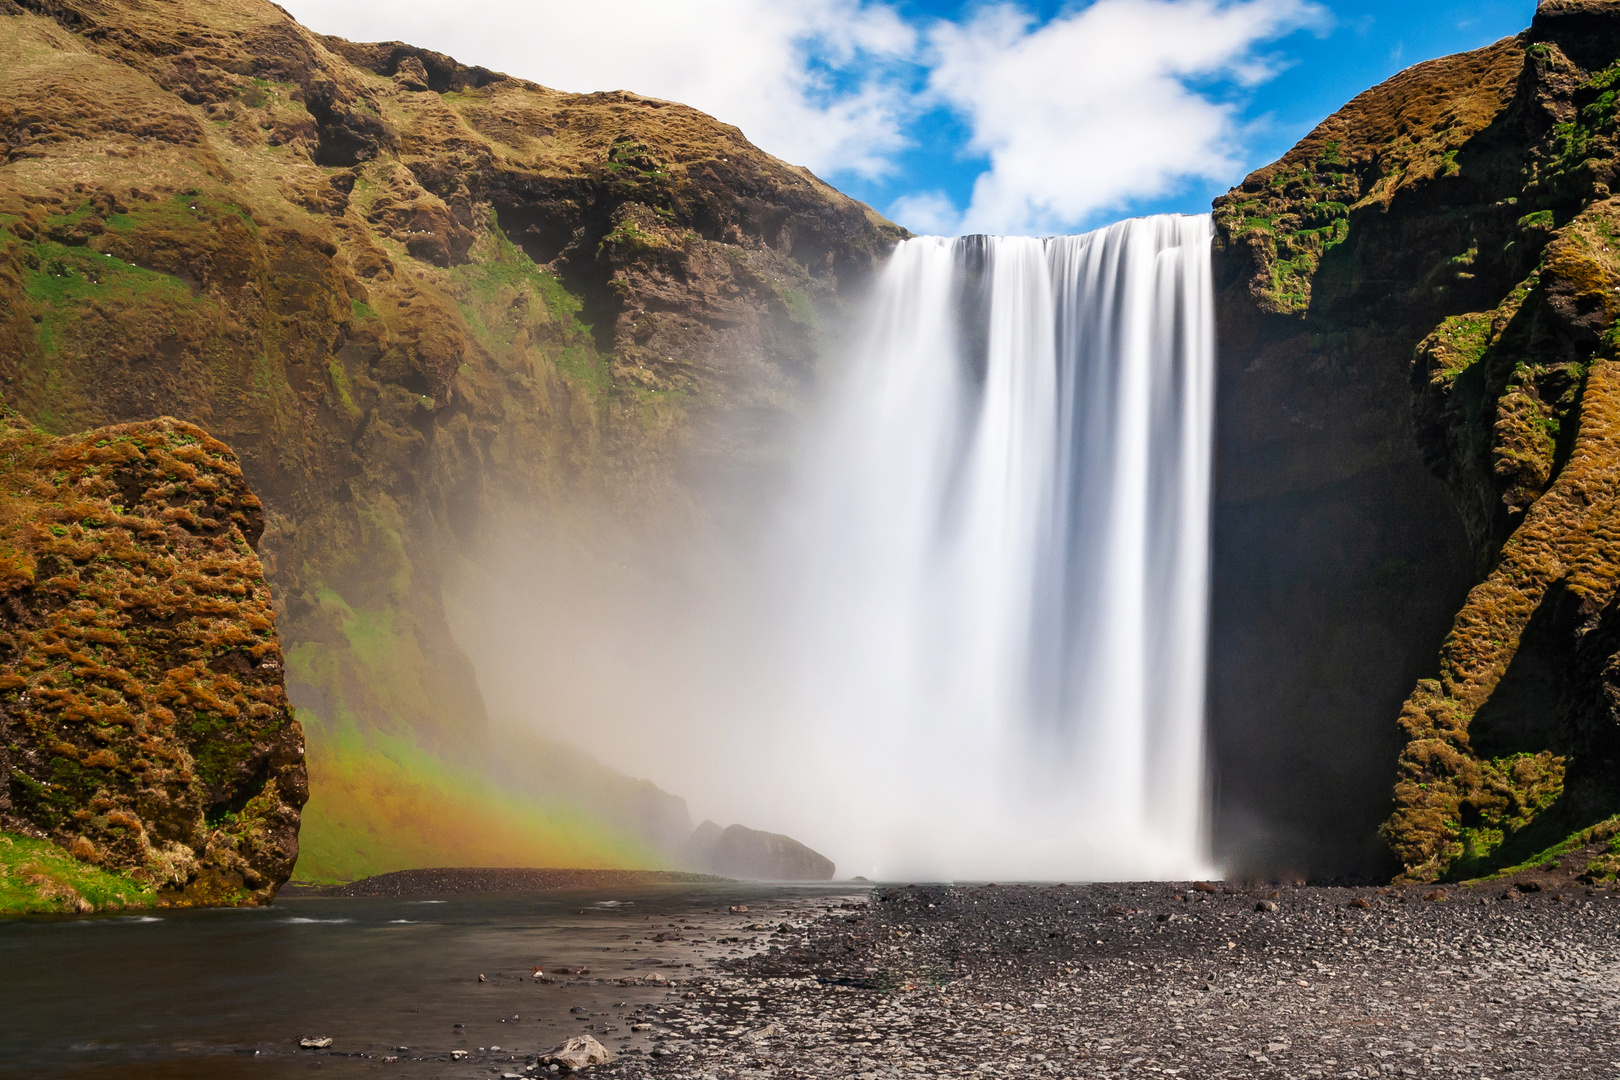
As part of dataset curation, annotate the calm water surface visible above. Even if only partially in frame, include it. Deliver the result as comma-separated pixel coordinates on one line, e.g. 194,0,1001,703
1,883,858,1079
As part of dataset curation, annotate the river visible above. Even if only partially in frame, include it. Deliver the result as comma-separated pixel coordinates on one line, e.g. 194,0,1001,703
1,883,860,1078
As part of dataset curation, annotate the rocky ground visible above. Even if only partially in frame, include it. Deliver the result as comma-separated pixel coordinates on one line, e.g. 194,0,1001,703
567,879,1620,1080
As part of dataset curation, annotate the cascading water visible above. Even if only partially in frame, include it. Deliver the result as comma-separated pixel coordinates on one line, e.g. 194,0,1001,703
778,213,1216,881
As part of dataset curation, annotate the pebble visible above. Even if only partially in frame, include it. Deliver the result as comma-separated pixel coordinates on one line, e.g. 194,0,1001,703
582,881,1620,1078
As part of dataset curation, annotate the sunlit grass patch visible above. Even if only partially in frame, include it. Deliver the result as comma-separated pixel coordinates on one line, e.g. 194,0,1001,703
0,833,157,915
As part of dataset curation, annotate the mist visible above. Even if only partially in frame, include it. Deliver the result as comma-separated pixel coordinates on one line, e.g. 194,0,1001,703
448,216,1220,883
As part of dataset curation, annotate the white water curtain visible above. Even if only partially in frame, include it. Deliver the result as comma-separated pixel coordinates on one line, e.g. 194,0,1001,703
779,214,1216,880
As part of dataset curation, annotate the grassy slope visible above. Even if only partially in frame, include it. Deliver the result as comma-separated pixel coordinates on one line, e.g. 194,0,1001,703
293,724,665,883
0,833,157,915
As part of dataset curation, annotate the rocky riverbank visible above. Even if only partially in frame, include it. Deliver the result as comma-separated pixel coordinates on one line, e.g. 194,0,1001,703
582,880,1620,1079
293,867,728,896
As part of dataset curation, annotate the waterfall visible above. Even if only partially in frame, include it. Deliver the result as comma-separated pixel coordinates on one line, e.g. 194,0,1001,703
780,214,1216,881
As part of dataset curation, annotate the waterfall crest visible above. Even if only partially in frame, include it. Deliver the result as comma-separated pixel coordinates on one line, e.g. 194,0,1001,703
783,214,1216,880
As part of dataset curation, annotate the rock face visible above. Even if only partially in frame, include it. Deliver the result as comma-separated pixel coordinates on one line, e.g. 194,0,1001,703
0,0,900,875
682,820,836,881
1212,0,1620,881
0,412,305,904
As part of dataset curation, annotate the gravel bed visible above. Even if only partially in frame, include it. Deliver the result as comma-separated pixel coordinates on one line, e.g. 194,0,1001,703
587,880,1620,1079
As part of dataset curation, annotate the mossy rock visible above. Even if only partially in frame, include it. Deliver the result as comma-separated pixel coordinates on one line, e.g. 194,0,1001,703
0,409,306,906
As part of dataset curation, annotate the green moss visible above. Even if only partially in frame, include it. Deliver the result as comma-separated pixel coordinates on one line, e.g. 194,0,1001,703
781,288,818,328
1444,752,1567,880
0,832,158,915
102,190,256,236
556,343,612,397
1548,60,1620,179
449,211,611,397
1430,311,1495,379
23,242,194,358
326,357,361,421
604,137,670,182
1455,815,1620,885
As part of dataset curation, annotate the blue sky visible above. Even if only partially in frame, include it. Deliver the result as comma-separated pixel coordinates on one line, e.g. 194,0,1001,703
847,0,1535,230
282,0,1539,236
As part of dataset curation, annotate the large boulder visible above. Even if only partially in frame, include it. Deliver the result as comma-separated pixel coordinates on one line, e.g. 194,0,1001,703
0,412,306,905
682,820,835,881
543,1034,612,1071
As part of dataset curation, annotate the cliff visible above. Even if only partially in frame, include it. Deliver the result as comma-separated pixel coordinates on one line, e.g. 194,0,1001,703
0,0,902,877
0,411,304,907
1211,0,1620,881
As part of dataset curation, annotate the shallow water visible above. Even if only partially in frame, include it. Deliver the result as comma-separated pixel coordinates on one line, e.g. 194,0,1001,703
0,883,857,1078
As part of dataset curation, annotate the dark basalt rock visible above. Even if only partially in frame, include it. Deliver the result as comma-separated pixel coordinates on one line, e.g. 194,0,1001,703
1211,0,1620,882
683,820,836,881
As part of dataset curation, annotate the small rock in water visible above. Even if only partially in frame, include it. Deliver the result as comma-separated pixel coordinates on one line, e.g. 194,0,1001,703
544,1033,613,1070
729,905,749,913
451,1050,468,1060
478,973,487,982
299,1036,333,1049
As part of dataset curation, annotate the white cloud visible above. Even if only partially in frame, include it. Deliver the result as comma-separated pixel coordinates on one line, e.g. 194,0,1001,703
886,190,963,236
927,0,1330,234
277,0,919,178
279,0,1327,235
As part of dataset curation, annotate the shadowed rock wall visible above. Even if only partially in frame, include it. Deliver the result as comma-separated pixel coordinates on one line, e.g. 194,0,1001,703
1211,0,1620,882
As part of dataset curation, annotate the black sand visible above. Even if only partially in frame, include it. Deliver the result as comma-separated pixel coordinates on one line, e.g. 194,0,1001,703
589,879,1620,1079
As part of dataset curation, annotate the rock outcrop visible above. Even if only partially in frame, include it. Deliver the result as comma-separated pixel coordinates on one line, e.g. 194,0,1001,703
683,820,836,881
0,411,304,904
0,0,901,876
1212,0,1620,881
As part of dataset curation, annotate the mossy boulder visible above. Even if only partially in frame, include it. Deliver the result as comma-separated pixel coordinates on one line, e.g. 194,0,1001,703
0,411,305,906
